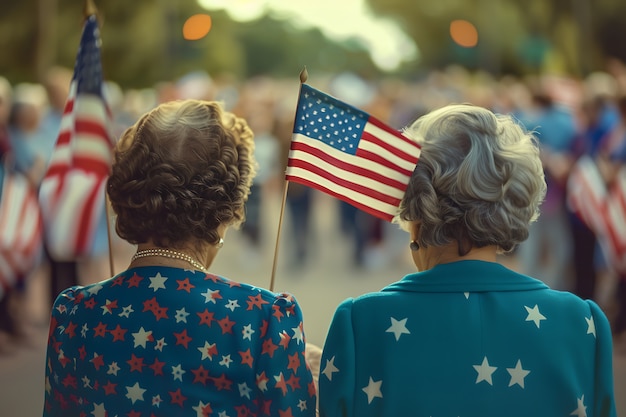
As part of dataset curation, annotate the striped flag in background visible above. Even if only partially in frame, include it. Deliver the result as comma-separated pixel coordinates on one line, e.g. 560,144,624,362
0,169,43,300
38,14,114,261
286,84,421,222
567,155,626,273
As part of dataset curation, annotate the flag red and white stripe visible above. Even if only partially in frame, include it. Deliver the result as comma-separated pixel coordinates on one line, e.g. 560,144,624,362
38,14,114,261
286,84,421,222
567,155,626,273
0,169,43,300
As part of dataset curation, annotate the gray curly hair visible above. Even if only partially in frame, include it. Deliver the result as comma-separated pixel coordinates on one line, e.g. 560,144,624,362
396,103,546,255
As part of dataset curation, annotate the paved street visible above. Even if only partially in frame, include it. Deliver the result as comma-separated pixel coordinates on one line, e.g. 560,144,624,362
1,192,624,416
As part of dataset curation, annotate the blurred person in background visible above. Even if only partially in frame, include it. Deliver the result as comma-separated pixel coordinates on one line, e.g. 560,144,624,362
319,104,615,416
515,87,578,290
43,99,316,416
569,81,620,302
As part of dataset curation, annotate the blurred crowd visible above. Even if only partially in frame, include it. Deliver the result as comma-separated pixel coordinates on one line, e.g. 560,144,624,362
1,62,626,352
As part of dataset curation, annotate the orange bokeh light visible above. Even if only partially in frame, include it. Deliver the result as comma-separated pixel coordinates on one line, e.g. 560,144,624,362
450,19,478,48
183,14,212,40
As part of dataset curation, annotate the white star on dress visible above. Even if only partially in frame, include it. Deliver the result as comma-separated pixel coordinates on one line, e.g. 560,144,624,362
220,355,233,367
524,304,546,328
322,356,340,381
175,307,190,323
132,327,152,348
172,364,186,381
297,399,308,411
202,289,220,304
125,382,146,404
386,317,410,341
107,362,120,376
218,412,230,417
81,323,89,338
242,324,254,340
119,305,134,318
362,377,383,404
473,356,497,385
464,292,470,299
87,284,103,295
506,359,530,388
198,341,217,360
154,337,167,352
225,299,240,311
152,394,163,407
149,273,168,291
193,401,211,416
238,382,252,399
292,325,304,344
91,402,106,417
585,316,596,338
570,395,587,417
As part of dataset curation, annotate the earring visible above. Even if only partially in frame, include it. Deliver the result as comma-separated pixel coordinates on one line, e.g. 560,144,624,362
217,238,224,249
409,240,420,251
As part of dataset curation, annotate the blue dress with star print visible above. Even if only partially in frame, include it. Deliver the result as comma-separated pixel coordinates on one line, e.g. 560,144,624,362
318,260,616,417
43,266,317,417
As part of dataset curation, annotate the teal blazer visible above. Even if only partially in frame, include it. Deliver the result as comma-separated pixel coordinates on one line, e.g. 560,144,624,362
319,260,616,417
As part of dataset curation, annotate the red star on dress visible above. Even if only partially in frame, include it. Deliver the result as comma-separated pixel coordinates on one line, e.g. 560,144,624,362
278,331,291,349
103,299,119,314
64,321,77,338
235,404,251,417
239,349,254,368
272,306,284,322
274,372,288,395
78,345,87,360
278,407,294,417
169,388,187,407
61,374,77,389
204,273,221,283
91,353,105,370
103,381,117,395
127,353,145,373
83,297,96,309
286,374,301,391
142,297,159,313
174,329,192,348
73,292,84,304
93,322,108,337
260,320,269,338
127,410,142,417
191,365,210,385
261,400,272,415
211,373,233,391
227,280,242,288
176,278,195,293
148,358,166,376
217,316,235,334
112,275,125,286
287,352,300,372
261,338,278,358
307,381,316,397
109,324,127,342
127,272,143,288
197,309,215,327
246,293,269,310
153,306,169,321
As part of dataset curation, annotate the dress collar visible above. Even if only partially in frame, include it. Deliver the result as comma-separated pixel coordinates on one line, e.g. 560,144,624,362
382,260,548,293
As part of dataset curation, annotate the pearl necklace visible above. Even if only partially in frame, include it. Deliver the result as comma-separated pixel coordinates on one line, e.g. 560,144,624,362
132,248,207,272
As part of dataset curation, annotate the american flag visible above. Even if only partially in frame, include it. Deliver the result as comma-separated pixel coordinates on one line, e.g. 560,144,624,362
0,168,43,300
286,84,421,222
38,14,114,261
567,155,626,273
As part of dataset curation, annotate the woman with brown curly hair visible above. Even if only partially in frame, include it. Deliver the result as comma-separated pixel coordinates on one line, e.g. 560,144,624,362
43,100,317,417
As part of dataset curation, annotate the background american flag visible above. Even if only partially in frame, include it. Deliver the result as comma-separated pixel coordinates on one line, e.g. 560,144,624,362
38,14,114,261
286,84,421,222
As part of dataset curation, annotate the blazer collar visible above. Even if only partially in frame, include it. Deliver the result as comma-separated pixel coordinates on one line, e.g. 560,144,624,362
382,260,548,293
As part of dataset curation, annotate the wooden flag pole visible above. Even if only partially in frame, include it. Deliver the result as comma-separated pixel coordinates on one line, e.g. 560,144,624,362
269,67,308,292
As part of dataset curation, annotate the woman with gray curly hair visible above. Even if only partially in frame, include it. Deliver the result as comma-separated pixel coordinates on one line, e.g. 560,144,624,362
319,104,616,417
43,100,316,417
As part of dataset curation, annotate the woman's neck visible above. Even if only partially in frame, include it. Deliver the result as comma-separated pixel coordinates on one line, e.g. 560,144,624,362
414,242,498,271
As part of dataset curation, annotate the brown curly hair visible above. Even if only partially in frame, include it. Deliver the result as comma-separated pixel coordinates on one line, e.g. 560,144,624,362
107,99,256,248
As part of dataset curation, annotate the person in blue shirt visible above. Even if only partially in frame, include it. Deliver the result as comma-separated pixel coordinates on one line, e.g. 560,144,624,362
318,104,616,417
43,99,317,417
